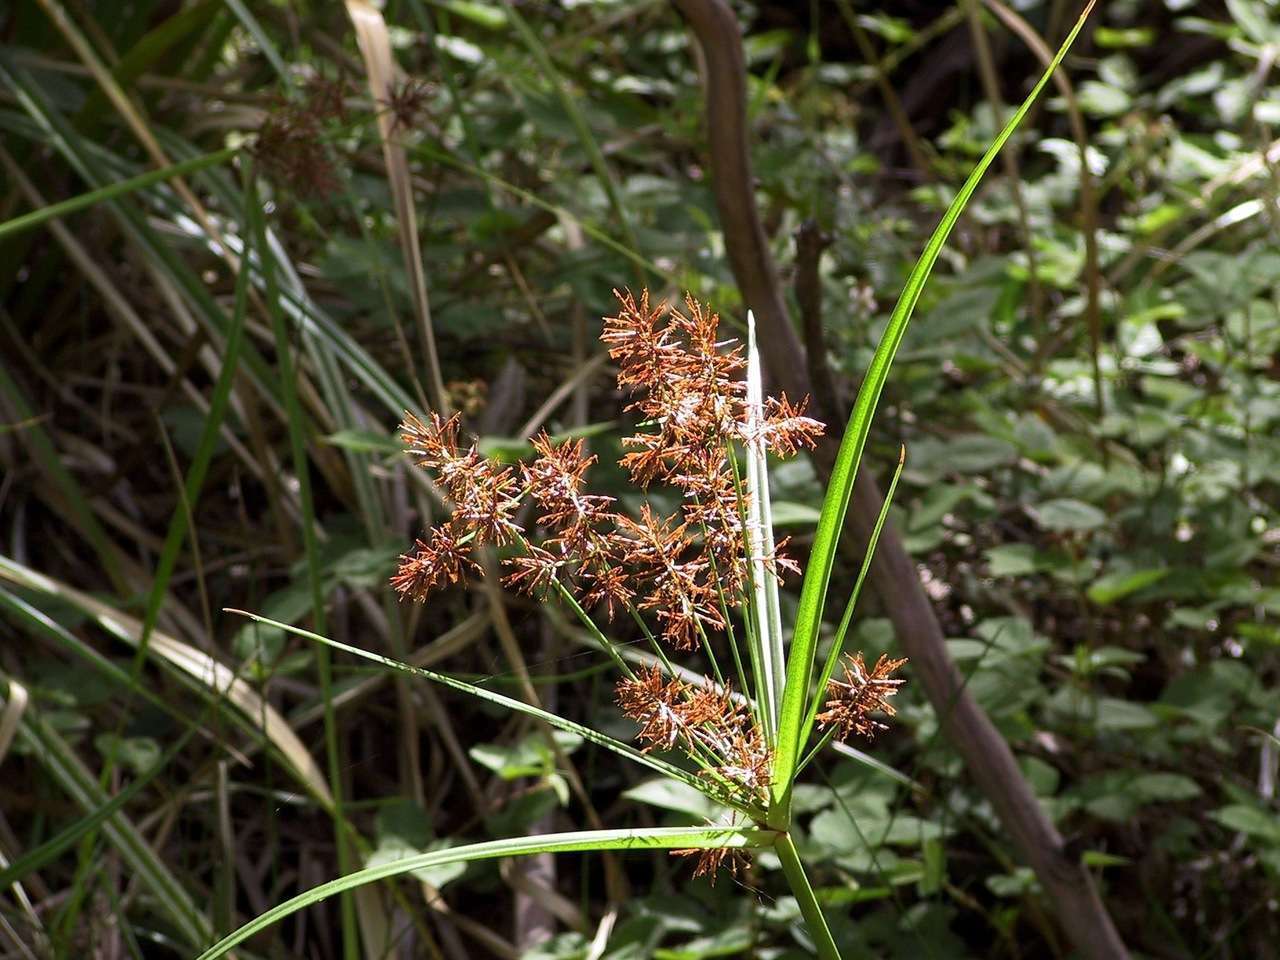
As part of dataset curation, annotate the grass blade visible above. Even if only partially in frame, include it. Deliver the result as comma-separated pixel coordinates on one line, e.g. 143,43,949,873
743,310,784,741
346,0,448,413
226,609,766,818
798,446,907,750
196,825,774,960
0,353,131,597
130,163,251,672
245,175,366,960
0,556,335,808
0,677,27,769
13,697,211,947
771,1,1096,823
0,708,200,894
0,146,236,241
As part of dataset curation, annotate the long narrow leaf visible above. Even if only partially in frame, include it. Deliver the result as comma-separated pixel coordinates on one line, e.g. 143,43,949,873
771,1,1095,820
0,556,335,808
195,825,774,960
743,311,784,741
799,446,907,750
226,610,766,818
0,713,199,894
0,147,237,241
347,0,448,412
131,164,252,668
15,701,211,947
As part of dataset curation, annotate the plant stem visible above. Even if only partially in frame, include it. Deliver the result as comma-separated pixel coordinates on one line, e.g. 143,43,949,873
774,832,839,960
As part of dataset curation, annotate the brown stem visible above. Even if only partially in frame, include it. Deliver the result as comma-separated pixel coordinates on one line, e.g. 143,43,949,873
835,0,933,178
793,220,841,420
670,3,1128,958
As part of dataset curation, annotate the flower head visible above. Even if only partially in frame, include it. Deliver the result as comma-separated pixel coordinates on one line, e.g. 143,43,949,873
391,288,908,895
390,526,482,601
615,665,690,752
671,843,749,887
816,653,908,742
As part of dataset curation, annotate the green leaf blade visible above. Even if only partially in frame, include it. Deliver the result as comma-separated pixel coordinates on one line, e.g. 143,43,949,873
196,826,775,960
770,1,1096,824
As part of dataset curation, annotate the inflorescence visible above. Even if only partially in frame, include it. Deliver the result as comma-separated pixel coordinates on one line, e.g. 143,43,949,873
393,289,906,880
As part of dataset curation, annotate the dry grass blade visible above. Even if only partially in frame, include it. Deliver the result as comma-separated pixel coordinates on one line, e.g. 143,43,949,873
0,676,28,768
0,555,394,955
0,147,267,494
33,0,238,277
16,704,213,947
346,0,449,414
0,555,332,804
0,681,50,957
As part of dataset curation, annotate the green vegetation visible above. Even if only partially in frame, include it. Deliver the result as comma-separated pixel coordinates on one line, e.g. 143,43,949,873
2,1,1278,958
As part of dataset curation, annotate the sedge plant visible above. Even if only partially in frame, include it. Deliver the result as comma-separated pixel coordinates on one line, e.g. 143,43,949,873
200,6,1093,957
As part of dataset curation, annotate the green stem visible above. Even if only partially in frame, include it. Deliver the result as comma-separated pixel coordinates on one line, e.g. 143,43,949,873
775,832,839,960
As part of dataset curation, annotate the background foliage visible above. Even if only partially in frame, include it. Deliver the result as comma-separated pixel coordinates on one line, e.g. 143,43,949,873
1,0,1279,957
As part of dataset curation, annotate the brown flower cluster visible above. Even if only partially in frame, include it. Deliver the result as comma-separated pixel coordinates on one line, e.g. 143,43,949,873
604,290,823,595
390,411,521,600
816,653,908,742
615,666,771,806
391,289,906,885
380,77,433,133
254,77,349,198
671,843,749,887
393,290,824,653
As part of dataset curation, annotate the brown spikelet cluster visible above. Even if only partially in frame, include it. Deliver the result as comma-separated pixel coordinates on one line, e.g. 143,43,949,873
601,289,823,627
393,290,823,649
816,653,908,742
391,289,904,883
615,666,771,805
254,77,349,198
390,411,522,600
380,77,433,133
671,843,749,887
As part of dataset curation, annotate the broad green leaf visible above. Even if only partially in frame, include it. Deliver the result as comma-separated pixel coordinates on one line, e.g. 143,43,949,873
986,544,1039,576
1212,804,1280,843
653,925,755,959
1075,80,1131,117
0,146,236,241
93,734,160,775
469,730,582,779
1088,567,1170,604
367,801,466,889
1033,498,1107,532
1094,697,1159,731
623,778,728,821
